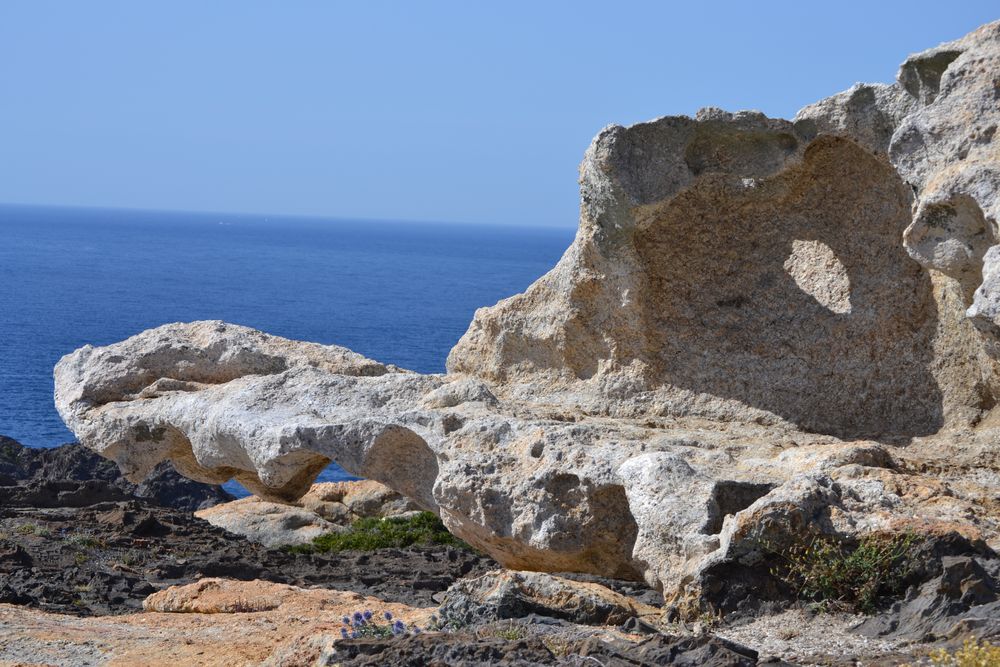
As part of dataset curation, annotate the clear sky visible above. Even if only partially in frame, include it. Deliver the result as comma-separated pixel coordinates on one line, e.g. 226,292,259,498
1,2,997,227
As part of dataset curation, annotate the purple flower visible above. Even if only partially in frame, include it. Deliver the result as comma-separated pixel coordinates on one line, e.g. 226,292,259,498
352,611,364,623
412,626,421,635
384,611,393,621
392,619,405,635
350,630,359,639
340,628,349,639
341,615,350,625
363,609,373,621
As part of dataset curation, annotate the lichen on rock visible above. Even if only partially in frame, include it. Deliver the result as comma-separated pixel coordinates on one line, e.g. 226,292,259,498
54,21,1000,618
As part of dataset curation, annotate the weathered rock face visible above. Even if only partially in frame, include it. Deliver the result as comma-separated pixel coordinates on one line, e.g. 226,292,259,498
55,22,1000,608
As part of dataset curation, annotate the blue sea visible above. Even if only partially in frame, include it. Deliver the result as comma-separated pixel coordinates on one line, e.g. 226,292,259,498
0,204,573,496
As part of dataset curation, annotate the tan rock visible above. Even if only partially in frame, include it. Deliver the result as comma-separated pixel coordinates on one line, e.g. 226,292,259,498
195,480,423,547
194,496,338,547
0,580,432,667
142,577,425,618
339,479,421,518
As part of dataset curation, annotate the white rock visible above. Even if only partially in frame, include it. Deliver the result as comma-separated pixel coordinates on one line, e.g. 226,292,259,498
54,22,1000,608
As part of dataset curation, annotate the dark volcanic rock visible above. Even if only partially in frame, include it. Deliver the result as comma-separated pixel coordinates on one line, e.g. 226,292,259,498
332,632,775,666
0,435,233,511
0,499,494,616
855,550,1000,643
0,435,494,617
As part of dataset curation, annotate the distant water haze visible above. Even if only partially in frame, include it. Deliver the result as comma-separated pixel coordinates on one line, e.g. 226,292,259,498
0,204,573,495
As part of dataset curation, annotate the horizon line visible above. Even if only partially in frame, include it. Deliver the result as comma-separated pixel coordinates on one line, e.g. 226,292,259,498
0,200,580,231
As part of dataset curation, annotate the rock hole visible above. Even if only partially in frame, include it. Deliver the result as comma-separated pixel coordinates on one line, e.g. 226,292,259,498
702,481,775,535
783,239,852,314
441,414,464,434
899,49,963,104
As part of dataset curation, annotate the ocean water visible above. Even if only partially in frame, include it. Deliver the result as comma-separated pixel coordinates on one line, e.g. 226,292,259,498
0,204,573,496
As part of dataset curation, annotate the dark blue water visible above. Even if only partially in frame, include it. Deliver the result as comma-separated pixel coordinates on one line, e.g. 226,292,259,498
0,204,573,495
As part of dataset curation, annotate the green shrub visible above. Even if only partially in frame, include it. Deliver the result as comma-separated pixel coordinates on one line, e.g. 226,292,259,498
926,638,1000,667
769,531,920,614
285,512,471,554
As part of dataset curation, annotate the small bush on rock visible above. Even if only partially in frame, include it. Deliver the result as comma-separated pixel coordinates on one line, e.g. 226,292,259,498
769,531,920,613
338,609,420,640
285,512,471,554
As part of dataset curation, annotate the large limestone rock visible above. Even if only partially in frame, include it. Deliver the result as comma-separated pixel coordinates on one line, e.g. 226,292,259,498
55,22,1000,609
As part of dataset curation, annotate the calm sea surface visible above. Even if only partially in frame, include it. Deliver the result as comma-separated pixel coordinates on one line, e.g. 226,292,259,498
0,204,573,495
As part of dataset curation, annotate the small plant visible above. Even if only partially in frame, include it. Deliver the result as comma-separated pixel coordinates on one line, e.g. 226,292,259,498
286,512,472,554
478,620,526,641
101,548,147,569
74,552,88,565
0,442,18,462
68,533,102,549
425,609,466,633
15,524,38,535
926,638,1000,667
338,610,420,640
768,531,921,614
541,635,575,658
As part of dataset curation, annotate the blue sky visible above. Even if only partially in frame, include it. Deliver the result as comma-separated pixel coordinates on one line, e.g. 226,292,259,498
1,2,996,227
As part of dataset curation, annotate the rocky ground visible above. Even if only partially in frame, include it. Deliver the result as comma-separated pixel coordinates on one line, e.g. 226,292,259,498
8,20,1000,665
0,439,492,617
3,438,999,666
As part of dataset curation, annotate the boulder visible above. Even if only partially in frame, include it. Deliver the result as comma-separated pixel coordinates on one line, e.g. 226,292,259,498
437,569,663,627
54,22,1000,609
300,480,422,522
195,480,424,546
194,495,339,547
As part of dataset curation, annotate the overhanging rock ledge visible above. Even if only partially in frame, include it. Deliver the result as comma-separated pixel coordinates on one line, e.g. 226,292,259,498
55,21,1000,608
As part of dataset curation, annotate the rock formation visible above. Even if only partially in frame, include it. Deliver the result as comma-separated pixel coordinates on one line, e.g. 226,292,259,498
194,480,423,546
54,22,1000,614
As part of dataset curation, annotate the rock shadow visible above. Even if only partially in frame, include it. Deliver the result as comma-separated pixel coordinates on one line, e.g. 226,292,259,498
634,136,943,440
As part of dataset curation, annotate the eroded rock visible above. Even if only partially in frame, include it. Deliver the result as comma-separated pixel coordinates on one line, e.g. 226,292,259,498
438,569,663,627
54,22,1000,612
